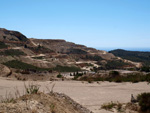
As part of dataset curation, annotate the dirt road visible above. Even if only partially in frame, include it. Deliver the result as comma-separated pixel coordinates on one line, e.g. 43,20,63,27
0,77,149,113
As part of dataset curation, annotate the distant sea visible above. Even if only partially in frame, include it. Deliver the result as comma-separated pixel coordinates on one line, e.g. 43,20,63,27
96,48,150,52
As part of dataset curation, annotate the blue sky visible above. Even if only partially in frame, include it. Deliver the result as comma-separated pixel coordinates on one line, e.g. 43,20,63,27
0,0,150,49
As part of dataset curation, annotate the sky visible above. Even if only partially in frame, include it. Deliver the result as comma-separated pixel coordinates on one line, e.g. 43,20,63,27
0,0,150,49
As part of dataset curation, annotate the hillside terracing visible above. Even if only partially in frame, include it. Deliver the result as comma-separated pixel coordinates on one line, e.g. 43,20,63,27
0,28,140,80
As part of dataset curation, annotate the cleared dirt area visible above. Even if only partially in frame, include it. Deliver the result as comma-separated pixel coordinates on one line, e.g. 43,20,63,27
0,77,149,113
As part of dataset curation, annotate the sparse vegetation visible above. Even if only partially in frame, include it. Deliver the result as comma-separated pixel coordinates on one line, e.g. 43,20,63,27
50,103,55,113
32,56,44,59
141,66,150,72
109,71,120,77
67,48,87,54
0,41,8,49
105,60,131,69
0,49,26,56
0,81,90,113
101,101,124,112
101,102,117,110
1,92,16,103
3,60,81,73
81,55,103,61
28,46,54,54
53,65,81,72
80,73,150,83
3,60,51,71
109,49,150,66
24,83,40,94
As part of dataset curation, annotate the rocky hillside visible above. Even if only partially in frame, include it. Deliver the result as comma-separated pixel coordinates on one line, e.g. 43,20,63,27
0,28,28,42
0,28,139,80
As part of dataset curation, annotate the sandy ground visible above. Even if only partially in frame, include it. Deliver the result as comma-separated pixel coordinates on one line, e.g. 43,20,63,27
0,77,150,113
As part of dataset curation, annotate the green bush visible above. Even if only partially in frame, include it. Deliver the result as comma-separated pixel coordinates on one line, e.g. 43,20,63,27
53,65,81,72
3,60,81,73
137,93,150,112
3,60,50,71
57,74,62,78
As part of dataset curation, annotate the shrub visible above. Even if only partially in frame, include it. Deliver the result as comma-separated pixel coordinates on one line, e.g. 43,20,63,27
109,71,120,77
57,74,62,78
3,60,81,73
105,60,131,69
88,80,93,83
101,102,117,110
53,65,81,72
141,66,150,72
101,102,123,112
32,56,44,59
3,60,51,71
137,93,150,112
79,73,150,83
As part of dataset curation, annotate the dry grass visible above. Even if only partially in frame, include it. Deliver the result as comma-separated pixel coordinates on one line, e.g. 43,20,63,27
45,81,56,93
24,82,40,94
101,101,124,112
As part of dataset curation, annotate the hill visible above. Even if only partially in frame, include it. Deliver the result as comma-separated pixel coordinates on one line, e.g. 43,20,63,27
109,49,150,66
0,28,140,80
0,28,28,42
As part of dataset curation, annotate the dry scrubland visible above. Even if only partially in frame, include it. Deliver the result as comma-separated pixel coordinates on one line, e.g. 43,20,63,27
0,77,149,113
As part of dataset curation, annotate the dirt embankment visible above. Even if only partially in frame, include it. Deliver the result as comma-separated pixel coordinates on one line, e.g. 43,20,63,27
0,92,92,113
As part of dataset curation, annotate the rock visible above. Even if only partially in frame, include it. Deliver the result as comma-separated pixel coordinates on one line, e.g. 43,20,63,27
0,64,11,77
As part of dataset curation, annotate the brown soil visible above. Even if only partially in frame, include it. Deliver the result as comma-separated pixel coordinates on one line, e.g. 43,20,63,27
0,92,92,113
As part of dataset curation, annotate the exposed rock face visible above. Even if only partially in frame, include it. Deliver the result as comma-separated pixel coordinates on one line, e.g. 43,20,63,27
0,64,11,77
0,28,28,42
